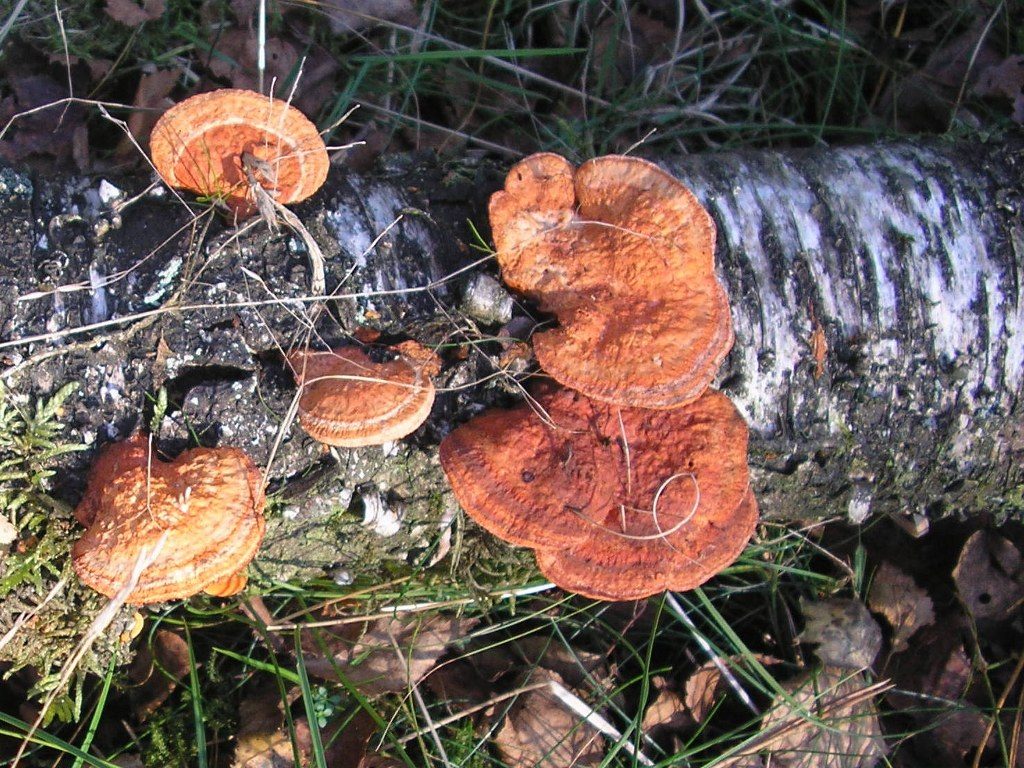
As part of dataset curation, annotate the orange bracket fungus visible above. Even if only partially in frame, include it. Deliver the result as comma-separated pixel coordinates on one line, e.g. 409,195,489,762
439,386,757,601
150,88,328,218
288,340,441,447
72,435,266,605
489,153,733,409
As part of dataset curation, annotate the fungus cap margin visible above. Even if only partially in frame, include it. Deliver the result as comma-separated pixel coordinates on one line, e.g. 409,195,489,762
71,435,266,605
150,88,329,217
488,152,733,409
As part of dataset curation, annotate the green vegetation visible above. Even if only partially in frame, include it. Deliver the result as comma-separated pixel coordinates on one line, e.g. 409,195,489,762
0,0,1022,766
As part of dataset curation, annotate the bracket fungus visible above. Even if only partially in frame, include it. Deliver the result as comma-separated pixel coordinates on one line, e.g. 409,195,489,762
489,153,733,409
439,386,756,601
150,88,329,217
72,435,266,605
288,341,441,447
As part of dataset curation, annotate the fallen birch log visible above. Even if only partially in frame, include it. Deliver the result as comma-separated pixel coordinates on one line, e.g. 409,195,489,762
0,135,1019,579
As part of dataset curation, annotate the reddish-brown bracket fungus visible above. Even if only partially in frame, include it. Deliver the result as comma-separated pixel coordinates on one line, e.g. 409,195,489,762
439,386,756,600
150,88,329,217
489,153,733,409
288,341,441,447
72,435,266,605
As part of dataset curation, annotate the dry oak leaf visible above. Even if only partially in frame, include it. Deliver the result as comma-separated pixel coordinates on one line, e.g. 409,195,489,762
119,68,180,159
974,55,1024,123
72,435,266,604
208,30,299,95
885,624,990,763
761,668,887,768
489,153,733,409
494,668,604,767
866,561,935,653
684,654,783,724
232,682,306,768
320,0,417,34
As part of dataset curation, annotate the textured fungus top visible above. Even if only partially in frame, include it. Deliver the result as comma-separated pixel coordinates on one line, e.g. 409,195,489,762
439,386,757,600
288,341,440,447
72,435,266,605
149,88,329,217
489,153,734,409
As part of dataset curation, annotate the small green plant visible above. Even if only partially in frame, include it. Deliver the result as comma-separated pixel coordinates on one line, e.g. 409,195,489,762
310,684,342,728
0,380,85,596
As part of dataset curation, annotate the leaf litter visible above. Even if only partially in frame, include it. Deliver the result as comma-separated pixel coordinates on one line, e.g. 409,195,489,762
1,3,1023,765
758,667,887,768
798,598,882,670
866,561,935,653
952,529,1024,621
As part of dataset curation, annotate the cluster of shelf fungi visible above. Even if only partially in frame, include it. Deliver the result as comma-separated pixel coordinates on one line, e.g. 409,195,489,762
71,89,757,605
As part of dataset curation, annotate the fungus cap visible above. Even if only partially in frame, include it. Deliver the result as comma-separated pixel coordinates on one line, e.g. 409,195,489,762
535,491,759,600
288,341,440,447
489,153,733,409
150,88,328,217
72,435,266,605
440,386,756,600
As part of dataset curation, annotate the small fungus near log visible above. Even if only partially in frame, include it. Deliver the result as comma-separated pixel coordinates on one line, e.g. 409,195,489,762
439,386,756,600
72,435,266,605
150,88,328,217
489,153,733,409
288,341,441,447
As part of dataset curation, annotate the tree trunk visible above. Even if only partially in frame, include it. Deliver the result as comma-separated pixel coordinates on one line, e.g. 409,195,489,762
663,139,1023,524
0,135,1020,587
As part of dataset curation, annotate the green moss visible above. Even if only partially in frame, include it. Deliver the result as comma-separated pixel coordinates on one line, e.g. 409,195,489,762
0,381,136,705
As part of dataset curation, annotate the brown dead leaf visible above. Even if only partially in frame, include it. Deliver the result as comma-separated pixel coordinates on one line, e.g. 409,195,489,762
104,0,165,26
877,17,1002,132
685,655,783,724
761,668,886,768
511,635,605,690
235,684,382,768
357,757,404,768
118,68,180,159
287,47,342,120
799,598,882,670
928,661,991,761
302,614,477,697
867,561,935,653
952,530,1024,621
641,676,690,741
494,668,604,767
0,72,87,166
590,8,675,91
885,623,989,763
684,662,722,724
128,629,191,720
208,30,299,94
321,710,378,768
319,0,417,35
974,55,1024,123
232,683,298,768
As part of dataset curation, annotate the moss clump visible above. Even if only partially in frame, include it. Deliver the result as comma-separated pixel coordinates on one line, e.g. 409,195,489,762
0,381,135,710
